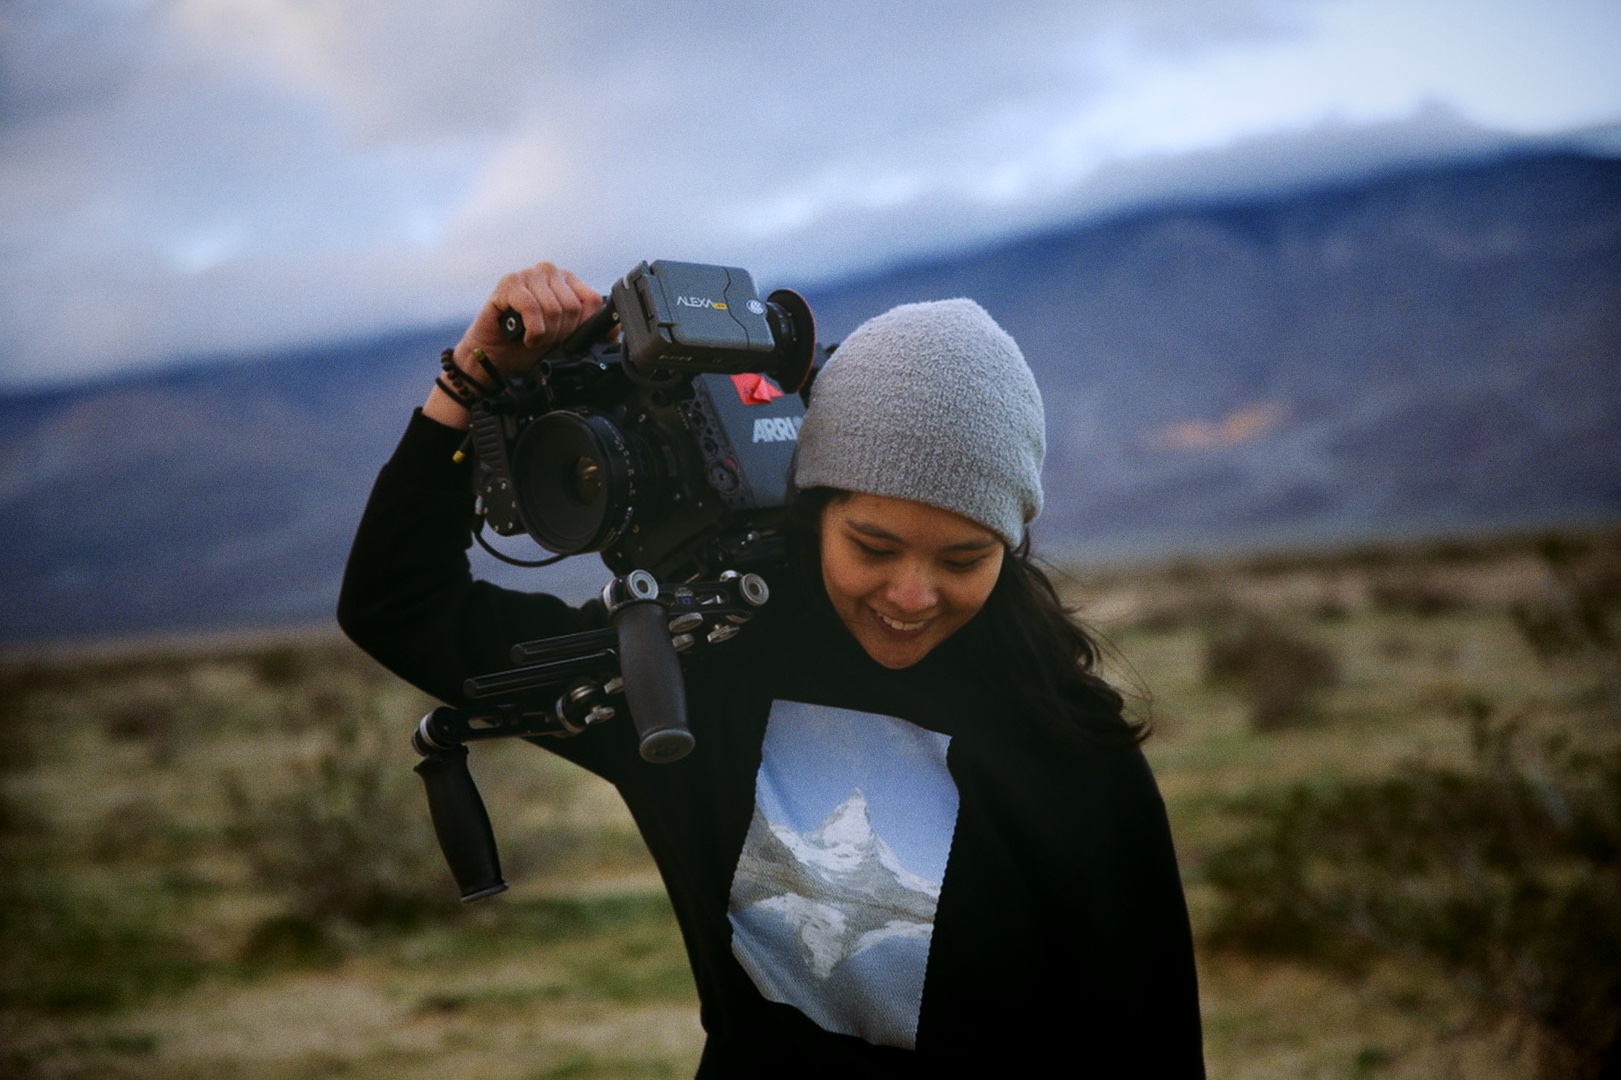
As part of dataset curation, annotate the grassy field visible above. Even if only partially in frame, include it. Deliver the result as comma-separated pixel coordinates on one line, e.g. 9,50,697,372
2,527,1616,1079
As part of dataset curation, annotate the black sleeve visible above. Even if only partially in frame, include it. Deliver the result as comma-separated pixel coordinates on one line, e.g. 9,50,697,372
1050,749,1206,1076
1079,750,1206,1077
919,740,1205,1075
337,409,608,710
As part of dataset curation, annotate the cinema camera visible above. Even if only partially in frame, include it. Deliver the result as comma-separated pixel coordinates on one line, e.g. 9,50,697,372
467,258,821,579
410,261,828,902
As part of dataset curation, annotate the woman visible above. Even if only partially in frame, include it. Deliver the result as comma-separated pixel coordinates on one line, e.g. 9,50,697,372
339,262,1204,1076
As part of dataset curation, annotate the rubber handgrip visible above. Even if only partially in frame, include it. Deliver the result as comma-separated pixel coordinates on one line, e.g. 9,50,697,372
613,600,694,763
413,745,510,902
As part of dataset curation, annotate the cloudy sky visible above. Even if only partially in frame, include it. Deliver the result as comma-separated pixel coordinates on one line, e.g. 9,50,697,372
3,0,1618,389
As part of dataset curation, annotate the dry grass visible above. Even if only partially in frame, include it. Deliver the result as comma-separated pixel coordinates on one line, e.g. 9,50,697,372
1080,526,1621,1079
2,526,1616,1078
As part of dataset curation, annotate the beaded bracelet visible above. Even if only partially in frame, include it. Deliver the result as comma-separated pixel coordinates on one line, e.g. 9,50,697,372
433,376,479,409
436,347,490,408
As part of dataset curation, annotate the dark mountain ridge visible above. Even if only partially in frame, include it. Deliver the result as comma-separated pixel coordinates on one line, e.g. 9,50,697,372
1,150,1617,644
799,151,1620,551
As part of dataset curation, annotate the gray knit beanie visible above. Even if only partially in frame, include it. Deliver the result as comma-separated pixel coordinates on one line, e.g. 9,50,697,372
794,298,1044,547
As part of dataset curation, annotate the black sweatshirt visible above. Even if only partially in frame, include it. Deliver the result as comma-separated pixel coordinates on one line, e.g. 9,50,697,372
339,412,1205,1078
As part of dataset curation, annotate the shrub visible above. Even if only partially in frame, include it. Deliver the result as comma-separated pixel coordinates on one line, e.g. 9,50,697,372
1511,535,1621,730
1204,616,1338,730
1204,712,1621,1079
0,874,205,1011
1368,573,1468,616
0,790,204,1013
1511,533,1620,669
224,695,455,930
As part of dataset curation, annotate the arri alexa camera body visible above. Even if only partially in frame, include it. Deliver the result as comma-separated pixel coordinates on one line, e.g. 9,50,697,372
410,260,829,903
467,258,822,579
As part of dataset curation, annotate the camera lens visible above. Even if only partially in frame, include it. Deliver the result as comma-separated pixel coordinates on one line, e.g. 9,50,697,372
763,288,817,394
573,457,604,502
511,410,644,554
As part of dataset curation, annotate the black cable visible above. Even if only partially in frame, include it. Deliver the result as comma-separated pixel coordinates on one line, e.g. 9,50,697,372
471,517,570,568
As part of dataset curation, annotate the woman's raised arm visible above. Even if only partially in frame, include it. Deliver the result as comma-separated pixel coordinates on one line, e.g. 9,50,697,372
339,262,609,704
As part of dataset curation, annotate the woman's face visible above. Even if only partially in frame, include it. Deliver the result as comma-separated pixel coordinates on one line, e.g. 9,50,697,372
819,492,1005,670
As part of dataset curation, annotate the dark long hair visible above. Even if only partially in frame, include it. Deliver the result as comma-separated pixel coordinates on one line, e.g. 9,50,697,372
787,487,1147,750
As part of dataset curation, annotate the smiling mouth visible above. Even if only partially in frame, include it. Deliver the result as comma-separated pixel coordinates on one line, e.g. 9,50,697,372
873,609,930,633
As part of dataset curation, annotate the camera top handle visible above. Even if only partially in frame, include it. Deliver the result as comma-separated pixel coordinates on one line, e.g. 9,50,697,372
498,261,816,396
498,300,619,355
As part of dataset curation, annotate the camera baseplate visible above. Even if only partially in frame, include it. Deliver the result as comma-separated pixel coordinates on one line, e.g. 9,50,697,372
411,568,769,902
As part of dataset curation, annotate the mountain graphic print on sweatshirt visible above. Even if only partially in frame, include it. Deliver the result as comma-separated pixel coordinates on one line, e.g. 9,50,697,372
727,700,959,1049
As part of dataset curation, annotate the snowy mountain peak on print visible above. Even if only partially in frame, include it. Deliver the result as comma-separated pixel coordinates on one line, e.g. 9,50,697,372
730,790,940,979
782,789,940,904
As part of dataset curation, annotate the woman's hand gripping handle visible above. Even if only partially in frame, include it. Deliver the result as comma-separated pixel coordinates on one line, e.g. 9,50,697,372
424,261,604,430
